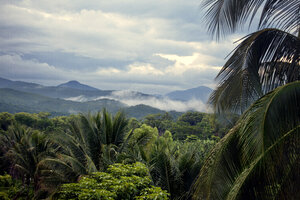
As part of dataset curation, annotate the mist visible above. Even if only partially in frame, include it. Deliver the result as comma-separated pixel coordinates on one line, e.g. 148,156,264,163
65,90,211,112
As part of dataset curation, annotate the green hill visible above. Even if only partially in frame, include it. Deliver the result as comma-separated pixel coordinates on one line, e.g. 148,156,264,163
0,88,123,115
0,88,172,118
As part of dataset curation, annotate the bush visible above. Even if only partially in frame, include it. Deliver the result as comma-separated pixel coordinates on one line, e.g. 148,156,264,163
57,162,169,200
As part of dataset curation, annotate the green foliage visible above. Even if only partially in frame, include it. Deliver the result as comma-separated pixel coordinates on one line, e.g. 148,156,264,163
143,112,229,140
204,0,300,114
118,124,159,164
0,174,34,200
0,174,12,187
0,88,177,119
147,134,217,199
111,123,218,199
135,186,169,200
56,162,169,200
170,112,229,139
143,113,173,135
0,112,14,132
13,112,57,132
14,112,37,127
0,110,218,199
193,82,300,199
127,124,158,147
128,118,141,130
178,112,204,126
41,110,129,186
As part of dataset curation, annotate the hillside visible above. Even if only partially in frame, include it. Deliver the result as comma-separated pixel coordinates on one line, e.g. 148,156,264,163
0,88,168,118
0,77,212,113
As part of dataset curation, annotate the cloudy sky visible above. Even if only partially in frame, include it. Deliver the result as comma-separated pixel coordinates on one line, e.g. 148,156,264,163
0,0,246,94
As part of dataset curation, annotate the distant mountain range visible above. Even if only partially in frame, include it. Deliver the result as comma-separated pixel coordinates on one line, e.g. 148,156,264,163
166,86,212,103
0,88,170,118
0,77,212,117
0,77,112,99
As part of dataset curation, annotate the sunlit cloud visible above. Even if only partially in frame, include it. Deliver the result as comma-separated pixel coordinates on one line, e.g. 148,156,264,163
0,0,242,94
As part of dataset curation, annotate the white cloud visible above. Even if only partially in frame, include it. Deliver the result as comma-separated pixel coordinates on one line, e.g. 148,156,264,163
119,97,209,112
0,0,242,94
65,90,210,112
0,54,66,80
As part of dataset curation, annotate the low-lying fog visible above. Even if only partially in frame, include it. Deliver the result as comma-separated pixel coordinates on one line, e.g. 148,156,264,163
65,90,210,112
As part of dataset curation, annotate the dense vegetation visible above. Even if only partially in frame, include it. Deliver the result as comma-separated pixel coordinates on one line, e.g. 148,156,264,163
1,0,299,199
191,0,300,199
0,110,225,199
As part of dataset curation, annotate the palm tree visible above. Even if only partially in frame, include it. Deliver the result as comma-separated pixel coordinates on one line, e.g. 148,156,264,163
0,124,56,198
204,0,300,113
147,132,181,199
42,110,129,181
191,1,300,199
192,81,300,199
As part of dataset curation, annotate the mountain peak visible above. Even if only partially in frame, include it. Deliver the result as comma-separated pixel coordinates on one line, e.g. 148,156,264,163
57,80,99,91
67,80,80,84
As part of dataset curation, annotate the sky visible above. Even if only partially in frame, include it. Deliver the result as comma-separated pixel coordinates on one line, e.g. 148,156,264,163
0,0,246,94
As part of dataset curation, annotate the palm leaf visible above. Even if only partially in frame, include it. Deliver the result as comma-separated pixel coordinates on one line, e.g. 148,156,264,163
209,28,300,114
227,126,300,200
202,0,300,38
78,113,102,169
38,158,79,183
193,81,300,199
111,111,128,146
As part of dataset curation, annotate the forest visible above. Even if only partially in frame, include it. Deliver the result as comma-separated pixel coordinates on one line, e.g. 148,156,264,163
1,0,300,199
0,111,228,199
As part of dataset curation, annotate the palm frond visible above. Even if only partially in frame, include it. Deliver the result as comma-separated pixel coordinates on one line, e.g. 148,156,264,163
102,109,113,145
227,125,300,199
38,158,79,183
148,137,182,198
238,81,300,164
258,0,300,35
202,0,300,38
193,81,300,199
78,113,102,169
209,28,300,114
112,111,128,146
191,127,241,199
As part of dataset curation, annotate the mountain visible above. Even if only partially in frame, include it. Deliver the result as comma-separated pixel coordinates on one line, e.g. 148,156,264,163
0,77,112,99
0,88,124,115
0,88,168,118
57,80,99,91
0,77,212,113
166,86,213,103
0,77,44,89
124,104,164,119
0,77,154,101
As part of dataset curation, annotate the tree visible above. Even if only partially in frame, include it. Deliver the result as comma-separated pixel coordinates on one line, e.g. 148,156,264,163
192,81,300,199
42,110,129,182
0,112,15,132
143,113,173,135
178,112,204,126
192,0,300,199
204,0,300,114
0,174,34,200
56,162,169,200
0,124,56,198
117,124,217,199
143,130,217,199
